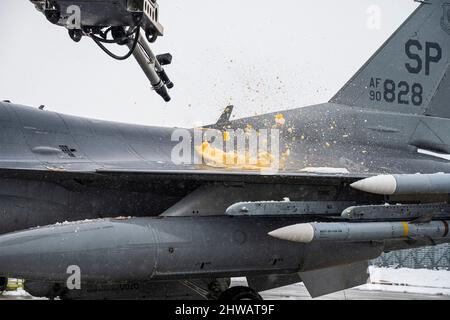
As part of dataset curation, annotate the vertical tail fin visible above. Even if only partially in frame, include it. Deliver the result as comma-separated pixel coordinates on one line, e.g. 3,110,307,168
331,0,450,118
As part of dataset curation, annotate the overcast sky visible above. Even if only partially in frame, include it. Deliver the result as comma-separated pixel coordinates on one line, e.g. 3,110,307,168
0,0,418,127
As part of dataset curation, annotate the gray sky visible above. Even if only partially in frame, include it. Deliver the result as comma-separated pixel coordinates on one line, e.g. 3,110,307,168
0,0,418,127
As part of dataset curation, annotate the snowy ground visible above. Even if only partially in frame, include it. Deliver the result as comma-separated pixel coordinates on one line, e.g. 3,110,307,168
2,289,31,298
358,266,450,296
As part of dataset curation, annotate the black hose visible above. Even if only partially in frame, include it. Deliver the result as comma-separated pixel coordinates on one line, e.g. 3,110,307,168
91,27,140,61
92,26,138,44
90,33,127,44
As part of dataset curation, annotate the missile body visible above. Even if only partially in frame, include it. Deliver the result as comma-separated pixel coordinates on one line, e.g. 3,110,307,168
226,201,356,216
269,220,450,243
351,173,450,195
341,203,450,221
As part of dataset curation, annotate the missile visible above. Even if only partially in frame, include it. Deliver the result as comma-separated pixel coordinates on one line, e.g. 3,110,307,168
350,173,450,195
226,201,356,216
268,220,450,243
341,203,450,221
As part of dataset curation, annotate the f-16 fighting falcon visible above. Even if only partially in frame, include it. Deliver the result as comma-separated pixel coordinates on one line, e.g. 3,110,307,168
0,0,450,300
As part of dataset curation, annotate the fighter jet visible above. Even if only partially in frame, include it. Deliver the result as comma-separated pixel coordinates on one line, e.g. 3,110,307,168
0,0,450,300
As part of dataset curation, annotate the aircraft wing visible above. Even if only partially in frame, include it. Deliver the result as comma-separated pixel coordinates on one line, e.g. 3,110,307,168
0,155,366,185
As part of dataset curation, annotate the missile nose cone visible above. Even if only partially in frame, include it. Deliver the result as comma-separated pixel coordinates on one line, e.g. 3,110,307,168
268,223,314,243
350,175,397,195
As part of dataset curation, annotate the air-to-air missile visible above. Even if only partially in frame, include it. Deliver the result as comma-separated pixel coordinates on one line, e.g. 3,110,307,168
225,201,356,216
268,220,450,243
267,199,450,244
341,203,450,221
350,173,450,195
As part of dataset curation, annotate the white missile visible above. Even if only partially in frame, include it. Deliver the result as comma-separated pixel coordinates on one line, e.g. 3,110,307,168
269,223,315,243
350,173,450,195
268,220,450,243
350,175,397,195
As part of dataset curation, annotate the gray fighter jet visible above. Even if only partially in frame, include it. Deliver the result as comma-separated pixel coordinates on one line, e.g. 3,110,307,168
1,0,450,300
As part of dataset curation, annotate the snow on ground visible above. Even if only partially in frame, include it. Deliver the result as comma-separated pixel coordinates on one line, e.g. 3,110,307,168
1,289,30,297
358,266,450,296
369,266,450,288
